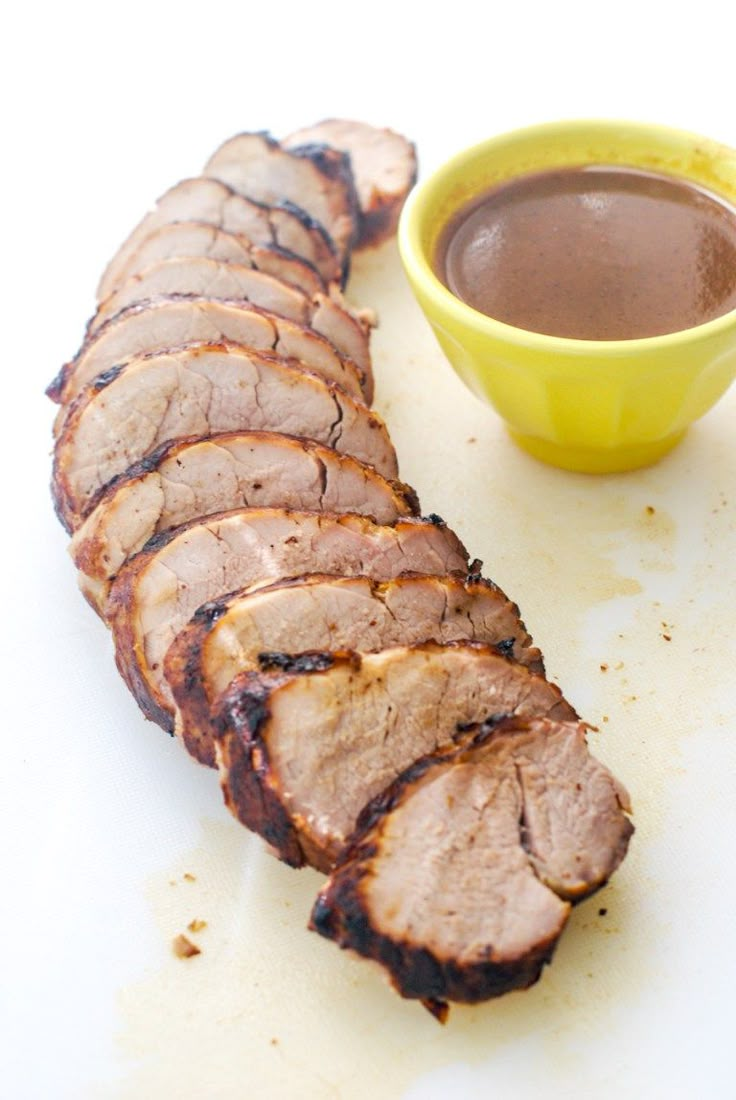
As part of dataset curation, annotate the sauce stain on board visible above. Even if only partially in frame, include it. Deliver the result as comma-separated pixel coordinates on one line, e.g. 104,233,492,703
107,814,656,1100
104,242,735,1099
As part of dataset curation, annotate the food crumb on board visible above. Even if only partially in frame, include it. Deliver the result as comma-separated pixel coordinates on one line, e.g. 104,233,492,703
183,872,196,882
270,1038,279,1046
599,908,608,917
187,918,207,933
600,663,609,672
645,505,656,515
172,933,201,959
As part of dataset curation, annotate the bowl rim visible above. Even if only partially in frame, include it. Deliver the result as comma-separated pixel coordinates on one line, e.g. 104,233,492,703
398,117,736,354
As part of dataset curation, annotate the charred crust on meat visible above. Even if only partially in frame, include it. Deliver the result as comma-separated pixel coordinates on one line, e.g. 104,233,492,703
495,637,516,660
191,600,229,627
46,366,66,402
257,651,336,674
466,558,485,582
425,512,446,527
311,865,558,1009
215,674,307,866
221,676,272,742
92,364,124,389
141,527,178,555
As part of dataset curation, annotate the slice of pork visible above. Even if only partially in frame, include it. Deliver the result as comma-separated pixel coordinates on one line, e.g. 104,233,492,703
52,342,397,531
166,573,544,767
49,295,368,413
112,221,325,297
204,131,359,266
97,176,341,301
88,258,373,385
284,120,418,247
107,512,470,731
311,716,633,1016
71,434,419,613
214,642,576,872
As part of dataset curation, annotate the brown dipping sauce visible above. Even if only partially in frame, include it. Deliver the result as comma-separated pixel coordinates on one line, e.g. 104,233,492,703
437,165,736,340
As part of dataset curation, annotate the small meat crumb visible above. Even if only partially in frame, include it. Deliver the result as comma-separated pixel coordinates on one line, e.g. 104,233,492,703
183,872,196,882
598,908,608,917
600,663,608,672
662,633,672,642
172,934,201,959
187,918,207,933
645,505,656,515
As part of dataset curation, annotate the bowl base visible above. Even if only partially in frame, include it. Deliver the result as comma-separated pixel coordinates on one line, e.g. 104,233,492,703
508,428,687,473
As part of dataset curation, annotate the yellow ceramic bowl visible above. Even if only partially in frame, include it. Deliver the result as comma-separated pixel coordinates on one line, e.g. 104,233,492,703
398,119,736,472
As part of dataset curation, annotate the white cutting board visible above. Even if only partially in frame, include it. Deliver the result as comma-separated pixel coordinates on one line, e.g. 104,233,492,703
3,5,735,1097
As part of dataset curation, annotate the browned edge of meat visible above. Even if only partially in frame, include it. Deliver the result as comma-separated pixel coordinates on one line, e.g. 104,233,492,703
47,294,371,412
310,715,633,1018
71,432,420,595
106,513,471,734
166,570,543,768
213,641,575,872
203,131,360,266
214,654,341,867
51,342,396,533
107,221,327,302
95,176,343,305
284,120,418,248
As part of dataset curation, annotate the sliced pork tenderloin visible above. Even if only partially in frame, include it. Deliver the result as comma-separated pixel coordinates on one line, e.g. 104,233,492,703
87,258,373,386
215,642,576,872
284,120,418,247
312,715,633,1016
107,512,470,731
204,131,359,268
71,434,419,613
111,221,325,297
97,176,341,301
166,572,543,768
51,342,397,531
49,296,368,414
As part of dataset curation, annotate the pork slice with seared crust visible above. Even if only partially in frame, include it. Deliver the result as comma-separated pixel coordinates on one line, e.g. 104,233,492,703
214,642,576,872
49,296,368,414
51,342,397,531
166,572,543,767
312,716,633,1017
71,434,419,613
204,131,359,267
97,176,341,301
112,221,325,297
87,258,373,386
107,512,470,732
284,120,418,247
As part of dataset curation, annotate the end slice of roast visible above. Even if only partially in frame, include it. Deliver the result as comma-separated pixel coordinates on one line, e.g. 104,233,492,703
96,176,341,302
166,572,543,767
284,120,417,247
51,342,396,531
49,295,368,413
107,512,470,732
71,433,419,612
311,715,633,1016
204,131,360,267
87,258,373,388
111,221,325,298
214,642,576,872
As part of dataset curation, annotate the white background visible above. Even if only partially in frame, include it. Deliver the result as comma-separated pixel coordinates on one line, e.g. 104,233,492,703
3,2,736,1097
